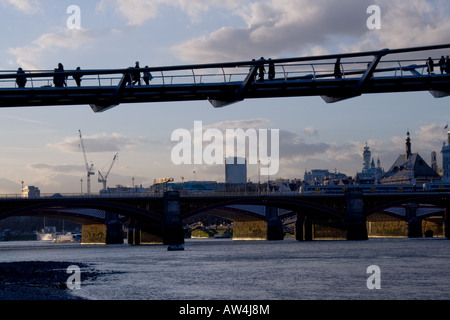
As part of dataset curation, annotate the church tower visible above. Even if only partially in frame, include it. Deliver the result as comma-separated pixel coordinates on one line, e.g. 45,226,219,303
406,131,412,159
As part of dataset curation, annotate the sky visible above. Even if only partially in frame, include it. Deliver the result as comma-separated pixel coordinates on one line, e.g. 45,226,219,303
0,0,449,194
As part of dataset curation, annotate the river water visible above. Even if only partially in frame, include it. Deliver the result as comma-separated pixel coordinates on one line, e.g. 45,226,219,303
0,237,449,300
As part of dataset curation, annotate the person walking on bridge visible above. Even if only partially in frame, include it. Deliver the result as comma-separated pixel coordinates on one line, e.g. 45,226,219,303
268,58,275,80
143,66,153,85
73,66,83,87
439,56,446,74
446,56,450,74
53,63,67,87
15,68,27,88
132,61,141,86
257,57,265,81
426,57,434,75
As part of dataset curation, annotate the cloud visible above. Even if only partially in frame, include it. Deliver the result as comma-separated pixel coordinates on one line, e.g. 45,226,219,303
8,29,96,69
28,163,85,174
1,0,42,14
201,118,272,131
170,0,450,63
96,0,242,26
48,132,146,153
172,0,373,62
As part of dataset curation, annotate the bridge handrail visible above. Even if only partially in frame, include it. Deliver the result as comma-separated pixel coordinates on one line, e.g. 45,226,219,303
0,42,448,89
0,61,432,89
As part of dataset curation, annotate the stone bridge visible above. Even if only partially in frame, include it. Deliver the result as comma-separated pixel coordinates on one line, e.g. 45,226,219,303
1,190,449,248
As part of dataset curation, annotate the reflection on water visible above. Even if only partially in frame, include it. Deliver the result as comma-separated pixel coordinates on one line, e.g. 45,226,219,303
0,238,449,300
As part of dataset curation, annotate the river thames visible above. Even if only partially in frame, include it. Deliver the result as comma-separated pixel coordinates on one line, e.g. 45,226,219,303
0,237,449,301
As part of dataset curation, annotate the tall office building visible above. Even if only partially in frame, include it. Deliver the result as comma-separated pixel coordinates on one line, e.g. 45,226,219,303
225,157,247,184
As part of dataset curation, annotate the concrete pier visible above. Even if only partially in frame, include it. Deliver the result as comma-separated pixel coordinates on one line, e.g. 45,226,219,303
445,208,450,239
266,207,283,241
295,214,314,241
81,212,124,244
345,190,368,240
163,191,184,250
405,203,422,238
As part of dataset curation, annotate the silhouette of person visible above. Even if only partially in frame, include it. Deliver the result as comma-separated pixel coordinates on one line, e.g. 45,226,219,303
426,57,434,74
268,58,275,80
446,56,450,74
53,63,66,87
73,66,83,87
250,59,257,82
334,58,342,79
143,66,152,85
258,57,265,81
439,56,446,74
15,68,27,88
125,67,134,86
132,61,141,86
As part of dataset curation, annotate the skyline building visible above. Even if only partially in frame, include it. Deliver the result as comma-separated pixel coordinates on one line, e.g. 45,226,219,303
381,131,440,184
441,131,450,181
225,157,247,185
356,143,384,184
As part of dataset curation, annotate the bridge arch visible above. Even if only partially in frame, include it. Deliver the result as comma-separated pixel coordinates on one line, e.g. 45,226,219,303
0,199,163,224
364,193,449,218
181,197,343,221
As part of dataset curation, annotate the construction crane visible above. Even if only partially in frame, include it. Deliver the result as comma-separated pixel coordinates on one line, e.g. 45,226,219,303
98,152,118,191
79,130,95,195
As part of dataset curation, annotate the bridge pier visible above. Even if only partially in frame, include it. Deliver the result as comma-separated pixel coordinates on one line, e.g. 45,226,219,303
445,208,450,239
163,191,184,250
295,214,313,241
126,219,164,245
345,190,368,240
81,211,124,244
232,206,284,241
127,219,140,245
105,212,124,244
405,203,422,238
266,207,283,241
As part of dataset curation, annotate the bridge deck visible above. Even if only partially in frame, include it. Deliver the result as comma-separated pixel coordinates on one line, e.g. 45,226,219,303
0,44,449,112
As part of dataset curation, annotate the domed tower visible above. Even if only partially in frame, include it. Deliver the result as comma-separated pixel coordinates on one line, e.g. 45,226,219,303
362,143,371,173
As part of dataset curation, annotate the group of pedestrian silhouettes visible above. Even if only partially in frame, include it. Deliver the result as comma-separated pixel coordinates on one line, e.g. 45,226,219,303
15,62,154,88
12,55,450,88
251,57,276,82
429,56,450,75
124,61,153,86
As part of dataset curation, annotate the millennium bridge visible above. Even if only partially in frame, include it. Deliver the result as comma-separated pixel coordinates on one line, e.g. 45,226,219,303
0,44,449,112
